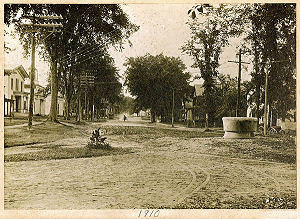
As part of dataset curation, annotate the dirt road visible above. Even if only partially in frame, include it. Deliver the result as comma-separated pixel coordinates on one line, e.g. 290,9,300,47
4,117,296,209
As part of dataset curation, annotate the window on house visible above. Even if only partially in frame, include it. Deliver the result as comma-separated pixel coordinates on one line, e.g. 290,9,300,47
11,78,13,90
16,79,19,91
21,81,23,92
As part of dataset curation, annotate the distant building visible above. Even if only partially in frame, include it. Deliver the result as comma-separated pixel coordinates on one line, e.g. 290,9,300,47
182,84,205,127
44,93,65,116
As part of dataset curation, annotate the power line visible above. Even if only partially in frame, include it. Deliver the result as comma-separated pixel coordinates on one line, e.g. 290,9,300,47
60,42,106,64
62,46,106,65
59,28,120,61
69,52,106,67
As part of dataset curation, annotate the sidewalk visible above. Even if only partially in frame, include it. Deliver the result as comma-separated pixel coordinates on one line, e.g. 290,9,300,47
4,121,45,129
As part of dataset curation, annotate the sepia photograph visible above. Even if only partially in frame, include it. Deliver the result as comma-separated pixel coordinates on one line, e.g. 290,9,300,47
2,2,297,218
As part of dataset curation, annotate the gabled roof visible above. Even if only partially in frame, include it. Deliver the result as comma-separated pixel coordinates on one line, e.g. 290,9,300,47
14,65,29,80
194,84,204,97
4,65,29,80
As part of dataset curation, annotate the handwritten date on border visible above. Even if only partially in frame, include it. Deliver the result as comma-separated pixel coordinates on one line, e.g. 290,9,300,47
138,209,160,217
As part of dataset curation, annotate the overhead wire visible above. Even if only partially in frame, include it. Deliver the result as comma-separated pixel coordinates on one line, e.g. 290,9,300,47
69,51,107,67
60,41,106,64
62,46,106,66
59,28,120,62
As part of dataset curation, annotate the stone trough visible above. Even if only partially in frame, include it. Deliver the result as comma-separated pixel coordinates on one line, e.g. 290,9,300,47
222,117,258,139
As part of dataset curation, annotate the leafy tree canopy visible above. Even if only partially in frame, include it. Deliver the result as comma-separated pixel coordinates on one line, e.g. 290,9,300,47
124,53,191,122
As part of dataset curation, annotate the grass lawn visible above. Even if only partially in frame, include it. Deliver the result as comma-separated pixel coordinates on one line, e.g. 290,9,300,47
4,121,82,147
5,146,132,162
4,116,46,126
4,118,28,126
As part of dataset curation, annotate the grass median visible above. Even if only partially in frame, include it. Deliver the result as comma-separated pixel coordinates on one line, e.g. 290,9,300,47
5,146,133,162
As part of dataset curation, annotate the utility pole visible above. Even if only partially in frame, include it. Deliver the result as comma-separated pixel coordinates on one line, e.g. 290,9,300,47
264,66,269,136
228,49,250,117
21,15,63,128
237,49,242,117
255,59,290,136
28,26,36,129
80,71,95,120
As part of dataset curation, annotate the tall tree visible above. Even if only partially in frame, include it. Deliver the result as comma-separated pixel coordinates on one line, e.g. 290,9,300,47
182,4,242,124
183,3,296,125
5,4,139,122
242,3,296,124
124,53,191,123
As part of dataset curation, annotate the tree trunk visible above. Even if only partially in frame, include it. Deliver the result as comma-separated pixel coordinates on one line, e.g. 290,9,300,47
48,58,58,122
64,95,72,120
150,109,156,123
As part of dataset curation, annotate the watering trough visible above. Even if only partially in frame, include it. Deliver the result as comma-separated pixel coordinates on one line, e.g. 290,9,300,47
222,117,258,139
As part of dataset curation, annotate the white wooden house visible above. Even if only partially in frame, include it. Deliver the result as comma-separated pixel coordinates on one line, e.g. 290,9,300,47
4,64,65,117
4,65,29,116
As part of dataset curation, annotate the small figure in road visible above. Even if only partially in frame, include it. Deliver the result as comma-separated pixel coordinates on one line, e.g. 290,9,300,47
123,114,127,121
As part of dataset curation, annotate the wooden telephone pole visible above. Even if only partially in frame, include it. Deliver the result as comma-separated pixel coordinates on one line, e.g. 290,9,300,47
228,49,250,117
21,15,63,128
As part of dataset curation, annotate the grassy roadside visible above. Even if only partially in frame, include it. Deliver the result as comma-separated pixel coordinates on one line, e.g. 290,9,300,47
5,146,133,162
173,192,296,209
208,136,296,164
102,125,224,139
4,121,82,147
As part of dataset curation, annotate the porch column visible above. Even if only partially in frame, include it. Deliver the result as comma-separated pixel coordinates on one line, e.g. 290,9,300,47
21,95,24,113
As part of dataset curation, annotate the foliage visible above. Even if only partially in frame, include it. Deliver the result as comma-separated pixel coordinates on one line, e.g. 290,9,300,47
182,4,244,123
118,95,137,115
4,4,139,120
184,3,296,124
224,3,296,122
124,53,191,122
76,53,122,119
214,75,249,120
248,3,296,122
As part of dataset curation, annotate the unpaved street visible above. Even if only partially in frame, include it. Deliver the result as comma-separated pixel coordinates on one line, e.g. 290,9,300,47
4,118,296,209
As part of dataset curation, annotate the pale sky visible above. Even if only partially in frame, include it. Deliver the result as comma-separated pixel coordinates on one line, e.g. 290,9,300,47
4,4,252,89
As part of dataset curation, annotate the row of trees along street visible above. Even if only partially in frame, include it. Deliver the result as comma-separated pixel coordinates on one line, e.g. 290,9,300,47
4,4,139,126
4,4,296,128
124,54,191,123
123,4,295,127
181,3,296,127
